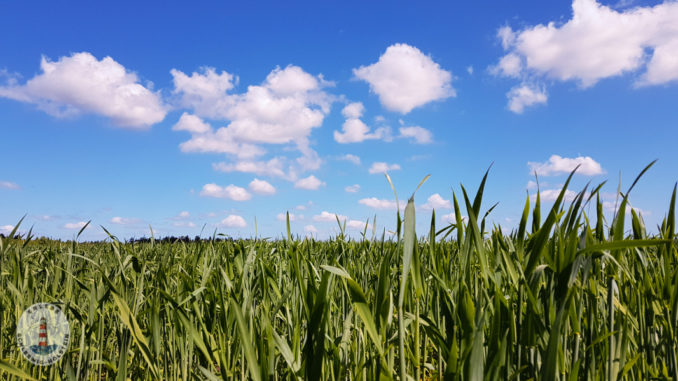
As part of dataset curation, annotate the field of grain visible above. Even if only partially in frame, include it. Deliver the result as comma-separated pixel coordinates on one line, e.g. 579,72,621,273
1,168,677,380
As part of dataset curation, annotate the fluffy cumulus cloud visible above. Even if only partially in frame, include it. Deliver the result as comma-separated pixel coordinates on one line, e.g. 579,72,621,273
277,213,292,222
171,65,332,175
354,43,455,113
347,219,369,230
200,183,252,201
338,154,361,165
359,197,405,210
490,53,523,78
531,189,578,202
170,67,236,116
219,215,247,228
442,213,467,224
313,211,348,222
334,102,391,143
304,225,318,233
398,126,433,144
507,84,547,114
0,225,16,235
294,175,325,190
421,193,452,210
249,178,276,195
494,0,678,88
345,184,361,193
0,52,166,128
172,112,211,134
0,181,20,190
368,162,401,174
63,221,88,230
528,155,604,176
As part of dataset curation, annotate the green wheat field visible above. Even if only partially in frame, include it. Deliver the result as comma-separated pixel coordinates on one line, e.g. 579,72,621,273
1,166,677,381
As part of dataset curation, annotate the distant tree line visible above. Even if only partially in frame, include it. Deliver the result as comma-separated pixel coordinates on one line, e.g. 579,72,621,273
0,233,236,243
127,235,235,244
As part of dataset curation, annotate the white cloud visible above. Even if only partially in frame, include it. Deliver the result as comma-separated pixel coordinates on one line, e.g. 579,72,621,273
1,225,16,235
528,155,604,176
369,162,401,174
530,189,578,202
177,211,190,219
173,221,196,228
200,184,252,201
295,147,323,172
359,197,405,210
313,211,347,222
219,215,247,228
249,178,276,195
345,184,361,193
342,101,365,119
421,193,452,210
172,112,211,134
354,43,455,113
338,154,361,165
172,65,332,167
0,52,166,128
603,201,650,215
212,158,289,179
0,181,20,190
334,102,391,143
294,175,325,190
495,0,678,87
334,118,391,143
111,217,140,225
295,204,307,211
641,39,678,86
304,224,318,233
398,126,433,144
442,213,454,224
347,219,369,230
507,83,547,113
170,67,236,116
490,53,523,78
526,180,538,190
467,66,474,75
63,221,88,230
498,26,516,50
442,213,467,224
176,124,266,159
277,213,296,221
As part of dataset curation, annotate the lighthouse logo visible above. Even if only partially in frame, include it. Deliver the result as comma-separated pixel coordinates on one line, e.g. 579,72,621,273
16,303,70,366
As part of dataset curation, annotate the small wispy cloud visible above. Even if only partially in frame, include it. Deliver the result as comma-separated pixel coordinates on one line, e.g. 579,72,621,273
0,181,20,190
63,221,88,230
368,162,401,174
111,216,141,225
294,175,325,190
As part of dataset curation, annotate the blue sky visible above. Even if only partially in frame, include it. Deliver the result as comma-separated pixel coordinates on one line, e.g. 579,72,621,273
1,0,677,240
